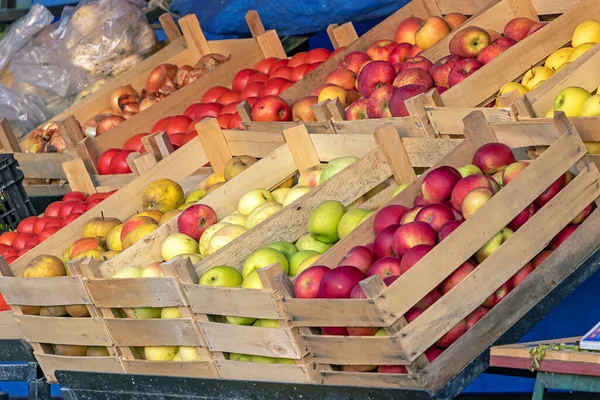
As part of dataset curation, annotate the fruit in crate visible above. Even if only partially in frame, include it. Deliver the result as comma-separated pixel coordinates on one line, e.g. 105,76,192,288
553,87,592,117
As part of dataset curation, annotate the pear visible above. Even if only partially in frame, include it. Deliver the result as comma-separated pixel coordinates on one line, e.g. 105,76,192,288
22,255,66,278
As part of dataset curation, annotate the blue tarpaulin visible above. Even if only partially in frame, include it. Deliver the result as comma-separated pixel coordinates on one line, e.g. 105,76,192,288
171,0,410,39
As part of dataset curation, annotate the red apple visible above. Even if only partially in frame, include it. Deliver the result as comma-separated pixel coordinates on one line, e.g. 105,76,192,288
194,103,224,119
248,72,270,84
344,98,369,120
532,249,552,269
527,22,548,37
451,175,494,210
306,48,331,64
272,66,293,80
421,166,462,204
494,37,517,47
374,224,401,259
392,221,437,257
62,213,83,226
571,204,593,225
502,161,529,186
399,244,433,274
415,289,442,310
388,84,427,117
109,150,134,174
378,365,407,374
151,117,170,132
472,142,516,175
348,285,379,336
366,40,396,61
388,43,412,65
535,174,566,208
97,148,121,175
177,204,217,241
325,68,357,90
393,68,433,89
448,59,484,88
549,225,578,250
338,246,375,275
504,17,538,42
216,91,242,106
438,220,463,241
201,86,230,103
292,96,318,122
368,256,403,279
258,78,290,97
294,265,330,299
356,61,397,98
367,84,396,119
512,262,534,288
123,133,149,153
395,17,423,45
444,13,468,30
409,44,422,57
17,216,38,234
255,57,279,74
482,281,512,308
267,59,289,75
400,206,423,224
466,307,489,329
414,193,427,206
405,307,424,322
415,16,451,50
322,326,348,336
251,96,292,122
71,202,88,215
508,204,536,231
0,245,18,258
449,26,491,58
400,56,433,73
415,203,455,231
430,55,462,88
58,201,82,218
373,205,408,235
436,319,467,348
305,62,324,74
441,262,475,294
476,43,510,65
290,64,310,82
318,266,365,298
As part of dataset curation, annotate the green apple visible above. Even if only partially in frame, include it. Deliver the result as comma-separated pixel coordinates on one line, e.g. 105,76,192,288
307,200,346,243
246,202,282,229
161,233,199,261
226,315,256,325
554,86,591,117
267,241,298,262
199,266,243,287
229,353,245,361
501,227,514,241
221,213,248,227
392,184,410,197
295,234,333,253
238,189,274,215
253,319,280,328
457,164,483,177
249,355,278,363
375,328,387,336
161,307,182,319
281,186,312,207
580,94,600,116
319,156,359,184
179,346,202,361
207,225,248,255
144,346,178,361
134,307,162,319
278,358,296,364
242,247,289,277
296,254,322,275
185,189,206,203
199,222,231,256
337,208,372,239
289,250,320,277
271,188,290,204
180,253,203,265
241,270,263,289
112,266,143,278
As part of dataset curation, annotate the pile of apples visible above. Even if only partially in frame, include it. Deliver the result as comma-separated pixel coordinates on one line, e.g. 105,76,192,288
496,19,600,107
95,48,337,176
290,142,592,373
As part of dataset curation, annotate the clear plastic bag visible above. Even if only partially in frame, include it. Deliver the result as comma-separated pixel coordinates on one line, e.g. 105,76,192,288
0,84,51,139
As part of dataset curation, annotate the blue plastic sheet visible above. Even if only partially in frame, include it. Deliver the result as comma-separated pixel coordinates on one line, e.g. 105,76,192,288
171,0,409,39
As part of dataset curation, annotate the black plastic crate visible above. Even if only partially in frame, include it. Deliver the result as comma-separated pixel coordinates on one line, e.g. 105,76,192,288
0,154,36,232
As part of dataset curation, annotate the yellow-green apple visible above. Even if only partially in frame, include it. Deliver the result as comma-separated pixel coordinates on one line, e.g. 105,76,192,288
345,97,369,120
549,225,578,250
199,222,230,256
295,234,333,253
224,155,257,181
389,83,427,117
568,42,595,62
571,19,600,47
337,208,371,239
421,165,462,204
318,266,365,298
400,56,433,73
399,244,433,274
444,12,467,29
134,307,162,319
289,250,320,276
242,247,289,277
400,206,423,225
415,203,455,231
395,17,423,45
367,256,402,279
221,213,248,227
177,204,217,241
337,245,375,275
466,306,489,329
388,43,412,64
415,16,451,50
253,319,281,328
430,55,462,88
438,220,463,241
571,203,593,225
441,262,475,294
457,164,483,177
449,26,491,58
475,230,503,262
392,183,410,196
271,188,290,204
532,249,553,269
242,269,263,289
554,86,592,117
373,224,400,258
281,186,312,207
373,205,408,234
160,307,182,319
521,66,553,90
393,68,433,89
228,353,250,361
207,224,248,255
308,200,346,243
436,319,467,348
504,17,538,42
451,174,494,210
292,96,318,122
487,174,501,191
251,95,292,122
293,265,329,298
267,241,298,262
317,84,348,107
482,280,512,307
461,187,493,219
527,22,548,37
298,164,325,187
392,221,437,256
511,262,534,288
356,60,397,98
448,58,483,87
199,265,243,287
472,142,516,175
161,233,199,261
249,355,278,363
83,217,122,240
347,285,379,336
295,254,322,276
508,204,536,230
366,40,396,61
319,156,359,183
325,68,357,90
580,94,600,116
112,266,143,278
502,161,529,186
339,51,371,74
238,188,274,215
144,346,178,361
178,346,201,361
185,189,206,204
246,202,282,228
476,43,510,64
141,263,163,277
367,83,395,118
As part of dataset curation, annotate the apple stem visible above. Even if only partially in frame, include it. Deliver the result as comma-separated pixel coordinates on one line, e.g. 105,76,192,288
101,211,105,220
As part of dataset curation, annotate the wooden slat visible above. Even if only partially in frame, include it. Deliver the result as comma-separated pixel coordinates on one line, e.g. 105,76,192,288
11,152,72,179
326,24,340,49
283,298,385,327
106,319,202,347
436,0,580,15
0,311,21,339
179,14,211,59
216,360,311,383
0,119,21,151
493,118,600,143
303,335,407,365
196,119,233,174
321,370,423,388
373,125,417,184
245,10,266,37
62,158,96,195
122,359,217,378
36,355,123,383
0,276,88,306
256,30,287,59
427,107,514,137
86,277,186,308
331,22,359,48
159,14,182,43
18,315,111,346
282,125,321,172
333,117,425,137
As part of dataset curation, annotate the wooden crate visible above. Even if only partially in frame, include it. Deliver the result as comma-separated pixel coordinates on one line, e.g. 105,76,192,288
254,112,600,393
79,257,219,378
0,310,22,340
0,258,124,382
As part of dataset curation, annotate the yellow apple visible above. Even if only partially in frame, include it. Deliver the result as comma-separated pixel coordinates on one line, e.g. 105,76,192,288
161,307,182,319
144,346,178,361
207,224,248,255
161,233,199,261
572,20,600,48
568,42,596,63
185,189,206,203
281,186,312,207
271,188,290,204
204,173,225,189
199,222,231,256
554,86,592,116
237,189,274,215
544,47,573,71
521,66,554,90
246,202,282,229
112,266,143,278
179,346,202,361
545,108,554,118
498,82,529,97
221,213,247,227
584,141,600,154
580,94,600,116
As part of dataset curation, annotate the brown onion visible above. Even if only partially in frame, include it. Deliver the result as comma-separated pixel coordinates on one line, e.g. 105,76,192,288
158,80,177,96
146,64,178,93
82,115,102,138
139,94,160,112
110,85,139,113
47,133,66,153
27,136,44,153
96,115,126,136
174,65,193,88
194,53,230,72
